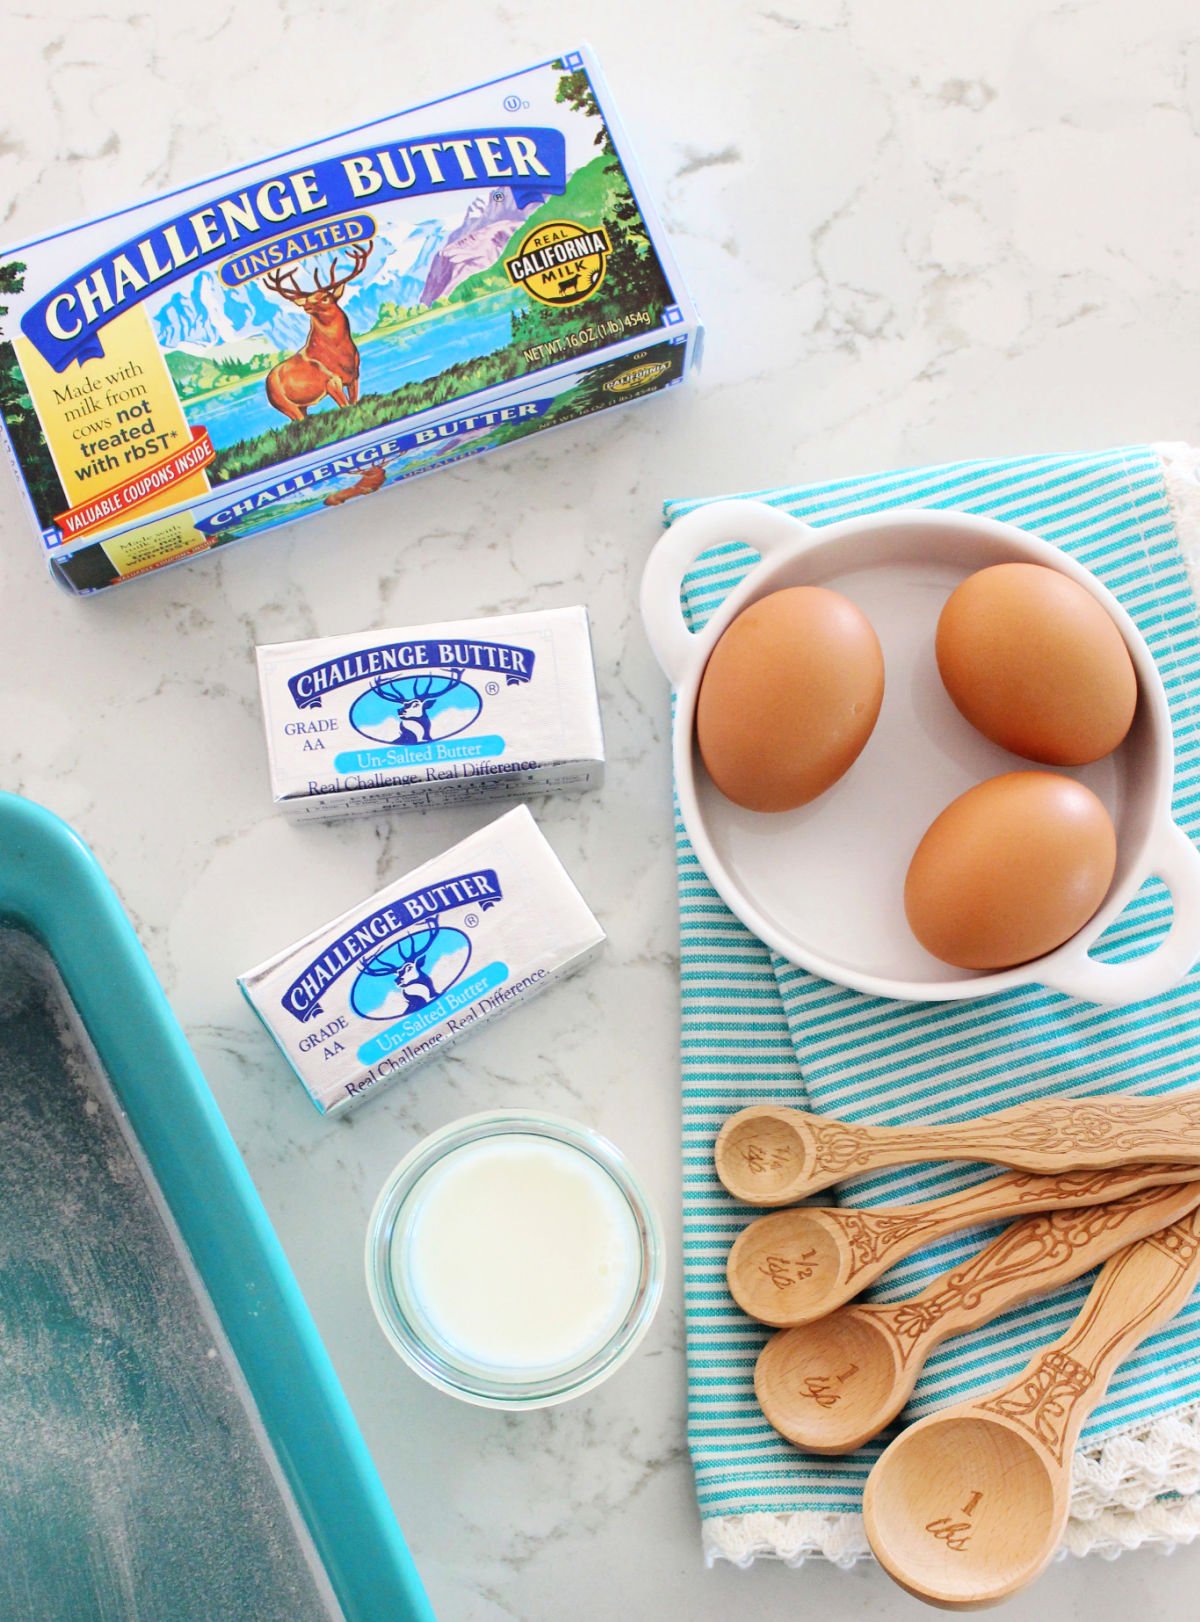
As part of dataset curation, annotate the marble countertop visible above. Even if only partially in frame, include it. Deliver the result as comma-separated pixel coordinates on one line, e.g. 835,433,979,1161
5,1,1200,1617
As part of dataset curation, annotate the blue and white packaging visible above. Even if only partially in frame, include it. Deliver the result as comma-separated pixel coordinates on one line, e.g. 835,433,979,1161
256,605,604,818
238,805,604,1115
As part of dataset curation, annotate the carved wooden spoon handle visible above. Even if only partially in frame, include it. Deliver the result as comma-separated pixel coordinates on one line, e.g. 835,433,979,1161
914,1160,1200,1228
862,1209,1200,1607
727,1162,1200,1328
828,1163,1200,1304
953,1205,1200,1467
883,1179,1200,1369
911,1094,1200,1166
753,1183,1200,1457
717,1095,1200,1206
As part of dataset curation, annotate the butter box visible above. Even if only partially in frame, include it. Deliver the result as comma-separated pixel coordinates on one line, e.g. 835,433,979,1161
0,46,700,593
238,805,604,1115
256,605,604,818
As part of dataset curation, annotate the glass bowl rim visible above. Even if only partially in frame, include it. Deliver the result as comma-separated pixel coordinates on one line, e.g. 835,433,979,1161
364,1109,665,1409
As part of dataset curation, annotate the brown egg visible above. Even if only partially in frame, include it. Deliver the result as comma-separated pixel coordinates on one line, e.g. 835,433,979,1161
697,587,884,812
936,563,1137,766
904,772,1117,970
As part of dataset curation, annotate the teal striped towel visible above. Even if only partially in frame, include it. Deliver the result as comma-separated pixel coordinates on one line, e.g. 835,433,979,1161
667,445,1200,1568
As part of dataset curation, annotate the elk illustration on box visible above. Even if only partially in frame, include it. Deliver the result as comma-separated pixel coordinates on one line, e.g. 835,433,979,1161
348,668,480,748
263,244,374,421
390,670,467,746
323,464,387,507
350,921,472,1022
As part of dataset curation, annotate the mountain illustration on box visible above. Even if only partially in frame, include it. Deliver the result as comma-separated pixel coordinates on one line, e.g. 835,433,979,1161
152,216,448,355
419,187,541,302
153,184,541,363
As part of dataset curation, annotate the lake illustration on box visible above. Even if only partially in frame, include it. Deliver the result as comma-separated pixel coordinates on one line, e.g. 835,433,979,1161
148,173,547,473
164,286,524,455
188,389,554,545
142,122,675,491
189,342,674,550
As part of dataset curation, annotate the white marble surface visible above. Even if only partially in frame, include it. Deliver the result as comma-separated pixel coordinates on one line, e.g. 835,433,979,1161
4,1,1200,1617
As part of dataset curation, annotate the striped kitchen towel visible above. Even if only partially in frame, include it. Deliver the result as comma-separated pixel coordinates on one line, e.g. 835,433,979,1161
667,444,1200,1568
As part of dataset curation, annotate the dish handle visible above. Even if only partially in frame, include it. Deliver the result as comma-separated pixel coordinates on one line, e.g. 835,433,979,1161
1039,821,1200,1005
640,499,815,688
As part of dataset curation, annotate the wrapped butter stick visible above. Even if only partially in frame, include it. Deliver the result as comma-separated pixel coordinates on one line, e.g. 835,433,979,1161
238,805,604,1116
256,605,604,819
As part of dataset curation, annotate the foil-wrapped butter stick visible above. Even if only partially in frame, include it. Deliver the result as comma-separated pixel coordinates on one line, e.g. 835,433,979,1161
238,806,604,1116
255,605,604,819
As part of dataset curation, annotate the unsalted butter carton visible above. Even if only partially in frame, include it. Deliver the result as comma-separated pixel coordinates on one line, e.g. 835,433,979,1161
0,46,699,593
256,605,604,818
238,805,604,1115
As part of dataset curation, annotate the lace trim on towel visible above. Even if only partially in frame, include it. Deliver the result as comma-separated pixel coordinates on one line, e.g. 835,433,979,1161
702,1511,869,1570
1062,1497,1200,1559
704,1398,1200,1568
1072,1399,1200,1519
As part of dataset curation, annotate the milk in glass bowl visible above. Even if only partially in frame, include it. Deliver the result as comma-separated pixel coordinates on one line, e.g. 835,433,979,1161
365,1112,664,1408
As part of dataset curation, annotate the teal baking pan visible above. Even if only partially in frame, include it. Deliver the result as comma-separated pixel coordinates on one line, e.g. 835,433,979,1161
0,790,435,1622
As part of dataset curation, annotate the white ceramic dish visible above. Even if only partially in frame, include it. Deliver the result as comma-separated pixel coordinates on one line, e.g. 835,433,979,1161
641,498,1200,1005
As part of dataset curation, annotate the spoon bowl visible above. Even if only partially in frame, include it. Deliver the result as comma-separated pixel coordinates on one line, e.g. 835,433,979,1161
862,1209,1200,1607
716,1095,1200,1208
864,1415,1056,1607
727,1163,1200,1327
755,1309,903,1452
753,1179,1200,1452
715,1107,818,1205
727,1209,852,1326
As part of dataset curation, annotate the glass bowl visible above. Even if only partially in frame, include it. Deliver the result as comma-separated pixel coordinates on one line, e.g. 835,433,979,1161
365,1110,664,1409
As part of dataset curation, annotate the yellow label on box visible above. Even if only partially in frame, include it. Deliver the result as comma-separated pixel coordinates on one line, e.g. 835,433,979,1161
101,511,213,578
15,305,210,527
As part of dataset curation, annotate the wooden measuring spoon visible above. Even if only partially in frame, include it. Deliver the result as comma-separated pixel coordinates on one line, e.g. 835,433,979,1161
716,1095,1200,1207
755,1178,1200,1452
727,1160,1200,1327
863,1205,1200,1608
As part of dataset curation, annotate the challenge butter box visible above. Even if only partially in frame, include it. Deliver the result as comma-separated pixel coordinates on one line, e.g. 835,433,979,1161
257,605,604,818
0,47,700,593
239,804,605,1115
